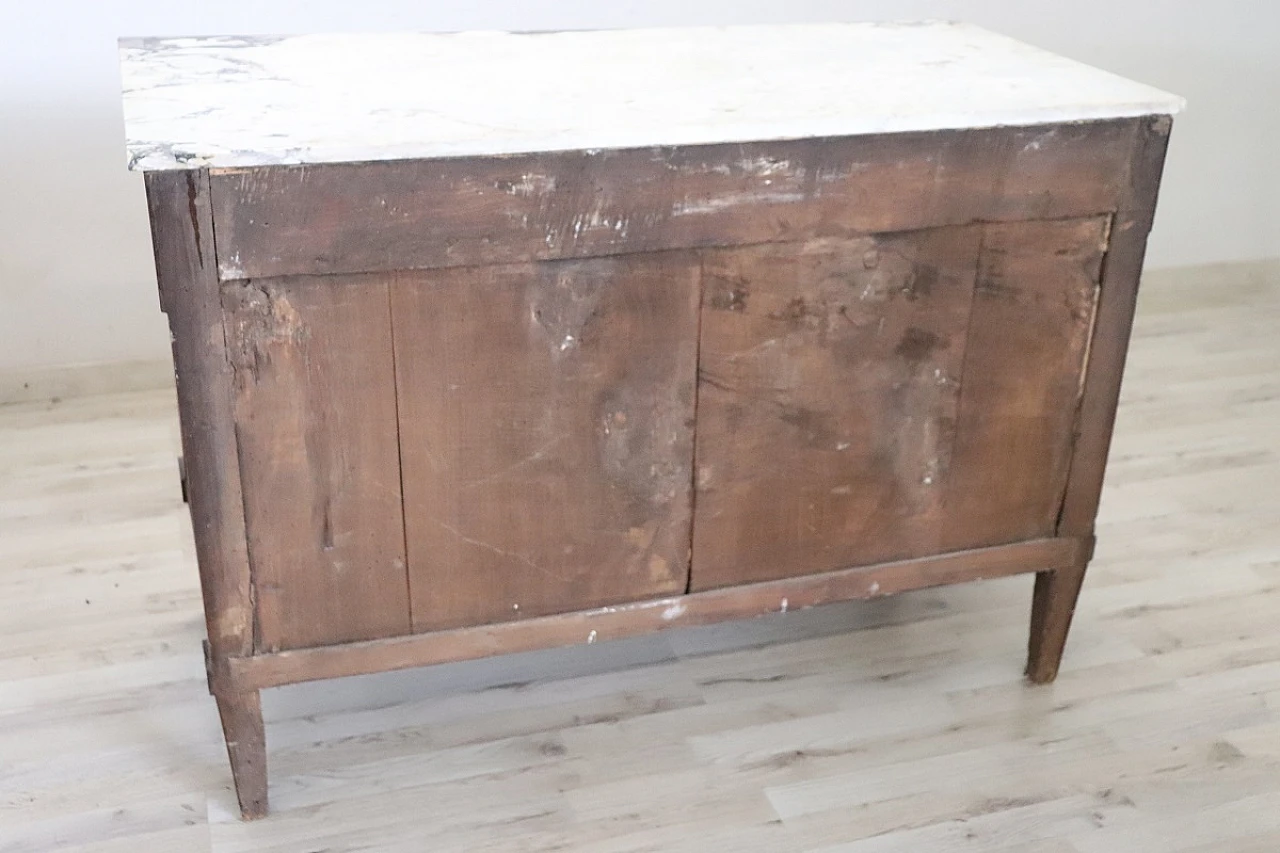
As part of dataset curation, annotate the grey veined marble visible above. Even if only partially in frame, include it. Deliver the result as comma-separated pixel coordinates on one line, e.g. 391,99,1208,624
120,23,1184,171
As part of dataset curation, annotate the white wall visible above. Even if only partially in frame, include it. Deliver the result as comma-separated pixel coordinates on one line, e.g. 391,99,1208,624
2,1,1276,373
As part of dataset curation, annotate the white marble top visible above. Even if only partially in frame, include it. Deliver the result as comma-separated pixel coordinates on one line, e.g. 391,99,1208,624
120,23,1184,171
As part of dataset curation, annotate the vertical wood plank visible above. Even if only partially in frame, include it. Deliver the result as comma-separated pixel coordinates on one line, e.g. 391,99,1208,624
940,217,1111,550
691,230,982,590
1026,547,1091,684
1058,115,1174,536
214,689,268,819
223,276,410,651
144,169,253,663
392,253,699,632
1030,116,1173,683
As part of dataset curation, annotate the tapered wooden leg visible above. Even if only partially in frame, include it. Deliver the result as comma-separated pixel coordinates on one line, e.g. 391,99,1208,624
214,688,268,819
1026,559,1089,684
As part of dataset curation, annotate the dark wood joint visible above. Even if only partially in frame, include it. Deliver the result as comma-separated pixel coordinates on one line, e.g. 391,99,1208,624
1082,533,1097,564
203,639,241,697
202,639,213,695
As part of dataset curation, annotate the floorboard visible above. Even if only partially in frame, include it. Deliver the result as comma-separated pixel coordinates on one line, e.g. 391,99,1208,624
1,268,1278,851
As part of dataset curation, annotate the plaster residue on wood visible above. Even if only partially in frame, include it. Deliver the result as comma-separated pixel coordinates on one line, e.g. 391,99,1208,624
119,23,1184,171
222,281,307,388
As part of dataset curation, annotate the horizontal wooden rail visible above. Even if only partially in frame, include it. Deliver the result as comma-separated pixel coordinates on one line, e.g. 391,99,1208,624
224,536,1088,692
208,119,1141,281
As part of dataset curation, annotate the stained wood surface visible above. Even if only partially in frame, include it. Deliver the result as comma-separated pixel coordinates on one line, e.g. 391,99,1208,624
227,537,1086,692
213,689,267,819
692,229,982,589
207,119,1140,281
390,253,699,632
691,218,1107,589
940,217,1110,550
1027,557,1090,684
1028,115,1172,687
1058,115,1174,537
143,170,254,661
222,277,410,652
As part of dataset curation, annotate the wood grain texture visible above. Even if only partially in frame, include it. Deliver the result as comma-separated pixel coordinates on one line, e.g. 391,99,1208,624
213,689,267,819
227,537,1086,691
207,119,1140,280
143,169,254,661
1032,115,1173,685
1026,554,1091,684
1058,115,1174,537
147,113,1170,821
940,216,1110,550
222,277,410,652
691,229,982,589
390,253,699,632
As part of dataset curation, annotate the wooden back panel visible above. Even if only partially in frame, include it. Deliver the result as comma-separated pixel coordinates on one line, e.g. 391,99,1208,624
939,217,1109,550
390,254,699,632
203,117,1159,650
692,228,981,587
223,277,410,652
691,217,1107,589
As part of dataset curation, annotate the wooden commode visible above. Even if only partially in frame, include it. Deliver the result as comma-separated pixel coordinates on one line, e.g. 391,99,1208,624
119,23,1183,818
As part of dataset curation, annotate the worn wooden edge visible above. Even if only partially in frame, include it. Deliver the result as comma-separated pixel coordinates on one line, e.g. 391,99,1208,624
213,689,268,819
208,118,1142,281
221,537,1087,692
1025,557,1091,685
144,168,255,663
1057,114,1173,537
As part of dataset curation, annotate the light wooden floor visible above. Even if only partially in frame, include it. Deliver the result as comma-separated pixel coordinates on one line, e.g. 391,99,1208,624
2,266,1279,852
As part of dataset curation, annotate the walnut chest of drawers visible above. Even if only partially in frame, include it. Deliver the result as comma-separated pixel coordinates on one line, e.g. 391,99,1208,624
120,23,1182,818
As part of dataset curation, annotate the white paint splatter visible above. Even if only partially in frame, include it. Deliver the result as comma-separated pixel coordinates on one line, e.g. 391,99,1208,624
869,582,881,595
780,598,789,613
922,456,941,486
587,630,597,644
220,251,246,280
662,601,687,621
499,173,556,196
671,190,805,217
737,156,792,176
1020,130,1056,155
